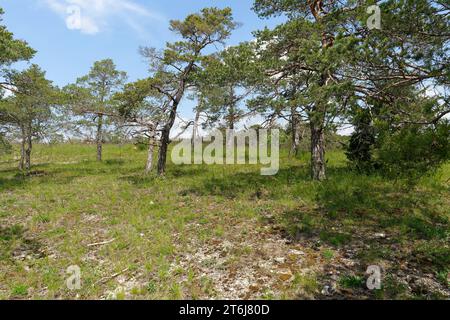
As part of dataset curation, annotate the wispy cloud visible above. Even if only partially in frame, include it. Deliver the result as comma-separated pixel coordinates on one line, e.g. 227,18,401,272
43,0,166,35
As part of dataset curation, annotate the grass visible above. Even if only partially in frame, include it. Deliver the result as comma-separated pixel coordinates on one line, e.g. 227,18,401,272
0,143,449,300
339,275,365,289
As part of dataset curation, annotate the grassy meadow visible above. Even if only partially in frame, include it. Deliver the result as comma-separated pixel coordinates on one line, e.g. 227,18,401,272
0,143,449,299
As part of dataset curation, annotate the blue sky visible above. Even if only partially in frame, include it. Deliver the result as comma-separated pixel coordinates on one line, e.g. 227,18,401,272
0,0,282,87
1,0,285,126
1,1,357,135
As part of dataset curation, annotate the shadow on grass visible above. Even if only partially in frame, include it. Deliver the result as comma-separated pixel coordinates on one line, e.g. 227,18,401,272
276,171,449,298
121,173,158,186
179,165,312,199
0,160,141,192
121,165,230,187
0,175,27,192
105,159,126,166
279,171,449,244
0,225,44,261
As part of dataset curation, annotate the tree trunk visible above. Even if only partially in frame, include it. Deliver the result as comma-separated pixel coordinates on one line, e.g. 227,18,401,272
96,114,103,162
227,87,236,131
145,127,156,174
192,108,201,145
290,108,302,157
310,121,326,181
157,128,170,176
227,111,235,130
307,0,333,181
19,127,25,171
157,105,178,176
225,101,236,149
145,142,154,174
157,61,195,176
24,131,32,174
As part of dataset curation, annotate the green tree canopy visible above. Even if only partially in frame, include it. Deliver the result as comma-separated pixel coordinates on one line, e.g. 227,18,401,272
64,59,127,161
140,7,237,175
198,42,263,130
252,0,449,180
0,7,35,90
0,64,57,172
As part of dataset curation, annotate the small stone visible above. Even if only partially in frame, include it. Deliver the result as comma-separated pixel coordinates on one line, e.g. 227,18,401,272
288,249,305,256
274,257,286,264
374,233,386,239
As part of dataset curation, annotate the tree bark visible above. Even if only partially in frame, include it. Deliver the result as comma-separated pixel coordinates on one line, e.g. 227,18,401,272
157,100,179,175
227,86,236,131
19,127,25,171
18,125,32,173
307,0,332,181
156,61,195,176
145,142,154,174
158,59,199,176
227,108,235,130
290,108,302,157
192,108,201,145
310,121,326,181
145,127,156,174
96,114,103,162
24,130,32,173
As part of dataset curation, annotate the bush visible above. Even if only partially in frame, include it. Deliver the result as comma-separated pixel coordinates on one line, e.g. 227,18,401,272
375,122,450,181
345,110,376,172
346,117,450,182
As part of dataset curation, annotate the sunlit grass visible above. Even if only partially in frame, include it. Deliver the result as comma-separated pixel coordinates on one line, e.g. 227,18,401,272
0,143,448,299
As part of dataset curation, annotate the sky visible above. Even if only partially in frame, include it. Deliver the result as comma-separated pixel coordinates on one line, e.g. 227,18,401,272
0,0,286,131
0,0,282,87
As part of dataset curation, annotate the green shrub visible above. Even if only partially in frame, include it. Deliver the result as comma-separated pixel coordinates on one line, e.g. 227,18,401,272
346,109,377,172
11,284,28,296
339,275,365,289
376,122,450,182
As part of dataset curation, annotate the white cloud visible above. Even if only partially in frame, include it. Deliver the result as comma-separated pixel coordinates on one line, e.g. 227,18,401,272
1,85,15,98
43,0,166,35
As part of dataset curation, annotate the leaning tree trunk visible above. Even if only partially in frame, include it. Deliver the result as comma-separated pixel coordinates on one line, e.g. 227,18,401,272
96,114,103,162
157,104,178,176
310,121,326,181
157,61,194,176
